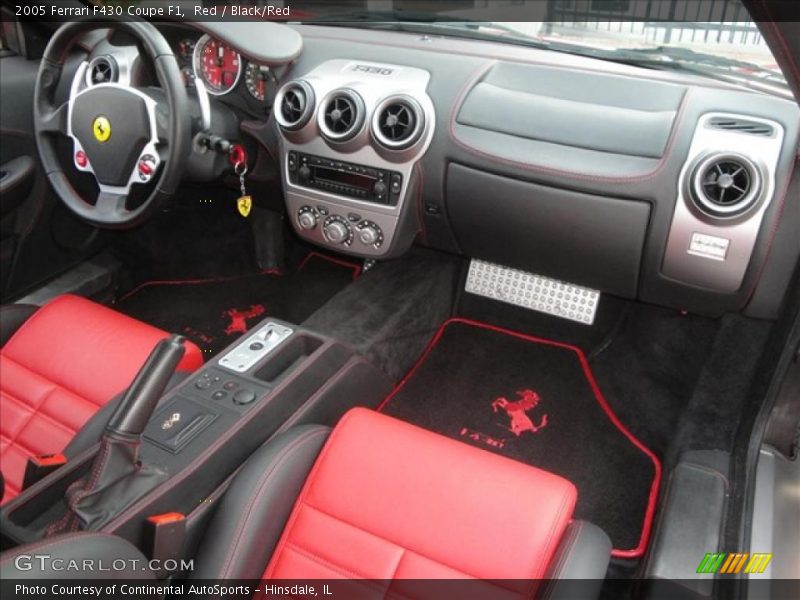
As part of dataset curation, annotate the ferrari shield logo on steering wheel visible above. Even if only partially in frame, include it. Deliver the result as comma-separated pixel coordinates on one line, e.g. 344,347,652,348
92,115,111,142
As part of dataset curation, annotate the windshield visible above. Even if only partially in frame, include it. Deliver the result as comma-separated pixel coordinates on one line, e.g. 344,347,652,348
290,0,786,91
79,1,786,92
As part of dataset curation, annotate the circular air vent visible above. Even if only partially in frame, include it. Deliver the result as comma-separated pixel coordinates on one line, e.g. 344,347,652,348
319,89,365,142
275,81,315,131
690,154,762,218
85,56,118,86
372,96,424,150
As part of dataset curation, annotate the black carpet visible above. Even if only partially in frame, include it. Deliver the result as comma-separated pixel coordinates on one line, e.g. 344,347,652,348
114,253,359,358
380,319,659,556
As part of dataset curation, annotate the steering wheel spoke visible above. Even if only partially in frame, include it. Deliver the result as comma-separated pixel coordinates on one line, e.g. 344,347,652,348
95,189,129,219
39,102,69,136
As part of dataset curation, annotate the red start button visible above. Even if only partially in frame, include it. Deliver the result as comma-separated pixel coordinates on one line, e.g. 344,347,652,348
75,151,88,168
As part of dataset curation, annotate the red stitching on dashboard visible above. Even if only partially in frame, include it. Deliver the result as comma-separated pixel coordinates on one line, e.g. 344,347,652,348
378,317,662,559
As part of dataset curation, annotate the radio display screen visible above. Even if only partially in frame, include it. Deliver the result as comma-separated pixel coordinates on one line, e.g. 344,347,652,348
314,166,375,191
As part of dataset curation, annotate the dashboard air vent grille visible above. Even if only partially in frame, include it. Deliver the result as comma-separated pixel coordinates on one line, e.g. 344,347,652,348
276,81,315,131
282,89,306,123
320,90,364,142
372,97,424,150
708,117,774,137
691,154,761,218
87,56,118,86
325,96,356,134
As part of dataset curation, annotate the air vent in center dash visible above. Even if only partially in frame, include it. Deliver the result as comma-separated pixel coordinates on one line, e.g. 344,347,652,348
320,90,365,142
708,116,774,137
275,81,315,131
372,96,424,150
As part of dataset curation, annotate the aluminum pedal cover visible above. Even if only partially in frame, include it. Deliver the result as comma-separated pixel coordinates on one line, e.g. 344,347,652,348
465,260,600,325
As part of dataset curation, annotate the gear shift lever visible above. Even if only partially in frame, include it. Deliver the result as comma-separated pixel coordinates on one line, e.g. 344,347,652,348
107,334,188,437
47,335,187,535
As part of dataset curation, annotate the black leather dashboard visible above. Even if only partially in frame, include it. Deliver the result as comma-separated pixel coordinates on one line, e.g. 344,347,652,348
257,24,799,319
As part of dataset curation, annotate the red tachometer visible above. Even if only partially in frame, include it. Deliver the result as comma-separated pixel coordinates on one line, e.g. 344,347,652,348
193,35,242,95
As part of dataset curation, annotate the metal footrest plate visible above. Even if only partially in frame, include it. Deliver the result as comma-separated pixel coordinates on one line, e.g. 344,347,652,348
465,259,600,325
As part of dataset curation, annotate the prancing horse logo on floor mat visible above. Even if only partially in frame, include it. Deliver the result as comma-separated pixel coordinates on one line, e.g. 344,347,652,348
224,304,266,335
491,389,549,437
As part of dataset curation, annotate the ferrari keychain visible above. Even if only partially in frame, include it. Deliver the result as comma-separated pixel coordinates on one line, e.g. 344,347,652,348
235,159,252,218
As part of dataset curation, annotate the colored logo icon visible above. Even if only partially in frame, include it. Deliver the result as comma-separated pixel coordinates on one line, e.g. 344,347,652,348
92,115,111,142
697,552,773,574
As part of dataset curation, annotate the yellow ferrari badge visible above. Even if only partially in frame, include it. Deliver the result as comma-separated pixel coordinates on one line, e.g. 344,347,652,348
92,116,111,142
237,195,252,218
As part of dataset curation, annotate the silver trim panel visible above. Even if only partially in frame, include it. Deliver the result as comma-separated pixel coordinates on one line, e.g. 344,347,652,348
218,321,294,373
662,112,784,293
274,59,435,258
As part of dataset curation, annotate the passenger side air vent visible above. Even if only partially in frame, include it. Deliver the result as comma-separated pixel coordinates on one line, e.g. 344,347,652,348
275,81,315,131
708,116,774,137
690,154,762,218
319,89,365,142
372,96,424,150
86,56,118,86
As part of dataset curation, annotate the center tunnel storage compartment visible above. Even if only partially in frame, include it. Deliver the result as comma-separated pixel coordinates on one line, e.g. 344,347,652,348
446,164,651,297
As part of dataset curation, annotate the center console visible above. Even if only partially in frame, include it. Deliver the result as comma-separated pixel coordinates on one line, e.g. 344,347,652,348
273,60,435,258
1,318,392,549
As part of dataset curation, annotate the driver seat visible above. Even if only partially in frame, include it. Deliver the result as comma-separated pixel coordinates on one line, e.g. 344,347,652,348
0,294,203,502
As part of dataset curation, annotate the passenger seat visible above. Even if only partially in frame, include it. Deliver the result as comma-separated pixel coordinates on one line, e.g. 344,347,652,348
0,409,611,596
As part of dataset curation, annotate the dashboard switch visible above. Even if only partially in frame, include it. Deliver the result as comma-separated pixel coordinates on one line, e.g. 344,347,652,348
390,173,402,195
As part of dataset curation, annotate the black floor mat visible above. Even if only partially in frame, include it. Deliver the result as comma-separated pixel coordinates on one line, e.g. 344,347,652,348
379,318,659,557
115,252,360,358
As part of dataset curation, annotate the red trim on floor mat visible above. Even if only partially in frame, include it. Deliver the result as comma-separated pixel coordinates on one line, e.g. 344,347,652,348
297,251,362,280
117,252,361,303
377,317,662,560
116,268,283,302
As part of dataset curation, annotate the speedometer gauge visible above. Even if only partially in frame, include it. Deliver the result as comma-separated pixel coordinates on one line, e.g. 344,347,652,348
244,63,270,102
193,34,242,96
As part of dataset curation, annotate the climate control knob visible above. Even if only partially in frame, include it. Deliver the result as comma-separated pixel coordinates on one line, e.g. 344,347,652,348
323,219,350,244
297,210,317,230
358,225,381,246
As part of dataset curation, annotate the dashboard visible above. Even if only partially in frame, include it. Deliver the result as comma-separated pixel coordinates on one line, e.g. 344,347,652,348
81,21,800,320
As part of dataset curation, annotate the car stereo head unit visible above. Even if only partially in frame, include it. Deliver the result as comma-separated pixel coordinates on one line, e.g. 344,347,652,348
287,152,403,206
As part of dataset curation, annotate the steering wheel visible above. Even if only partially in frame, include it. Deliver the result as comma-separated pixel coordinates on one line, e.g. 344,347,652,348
34,19,190,228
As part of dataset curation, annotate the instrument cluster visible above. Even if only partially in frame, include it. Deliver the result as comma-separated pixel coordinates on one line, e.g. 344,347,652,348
175,34,272,105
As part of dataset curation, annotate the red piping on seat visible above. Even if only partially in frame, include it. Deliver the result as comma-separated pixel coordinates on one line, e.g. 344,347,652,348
377,317,662,559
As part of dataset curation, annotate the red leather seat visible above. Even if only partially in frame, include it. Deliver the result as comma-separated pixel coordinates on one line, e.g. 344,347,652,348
1,409,612,594
266,408,577,581
0,294,203,501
